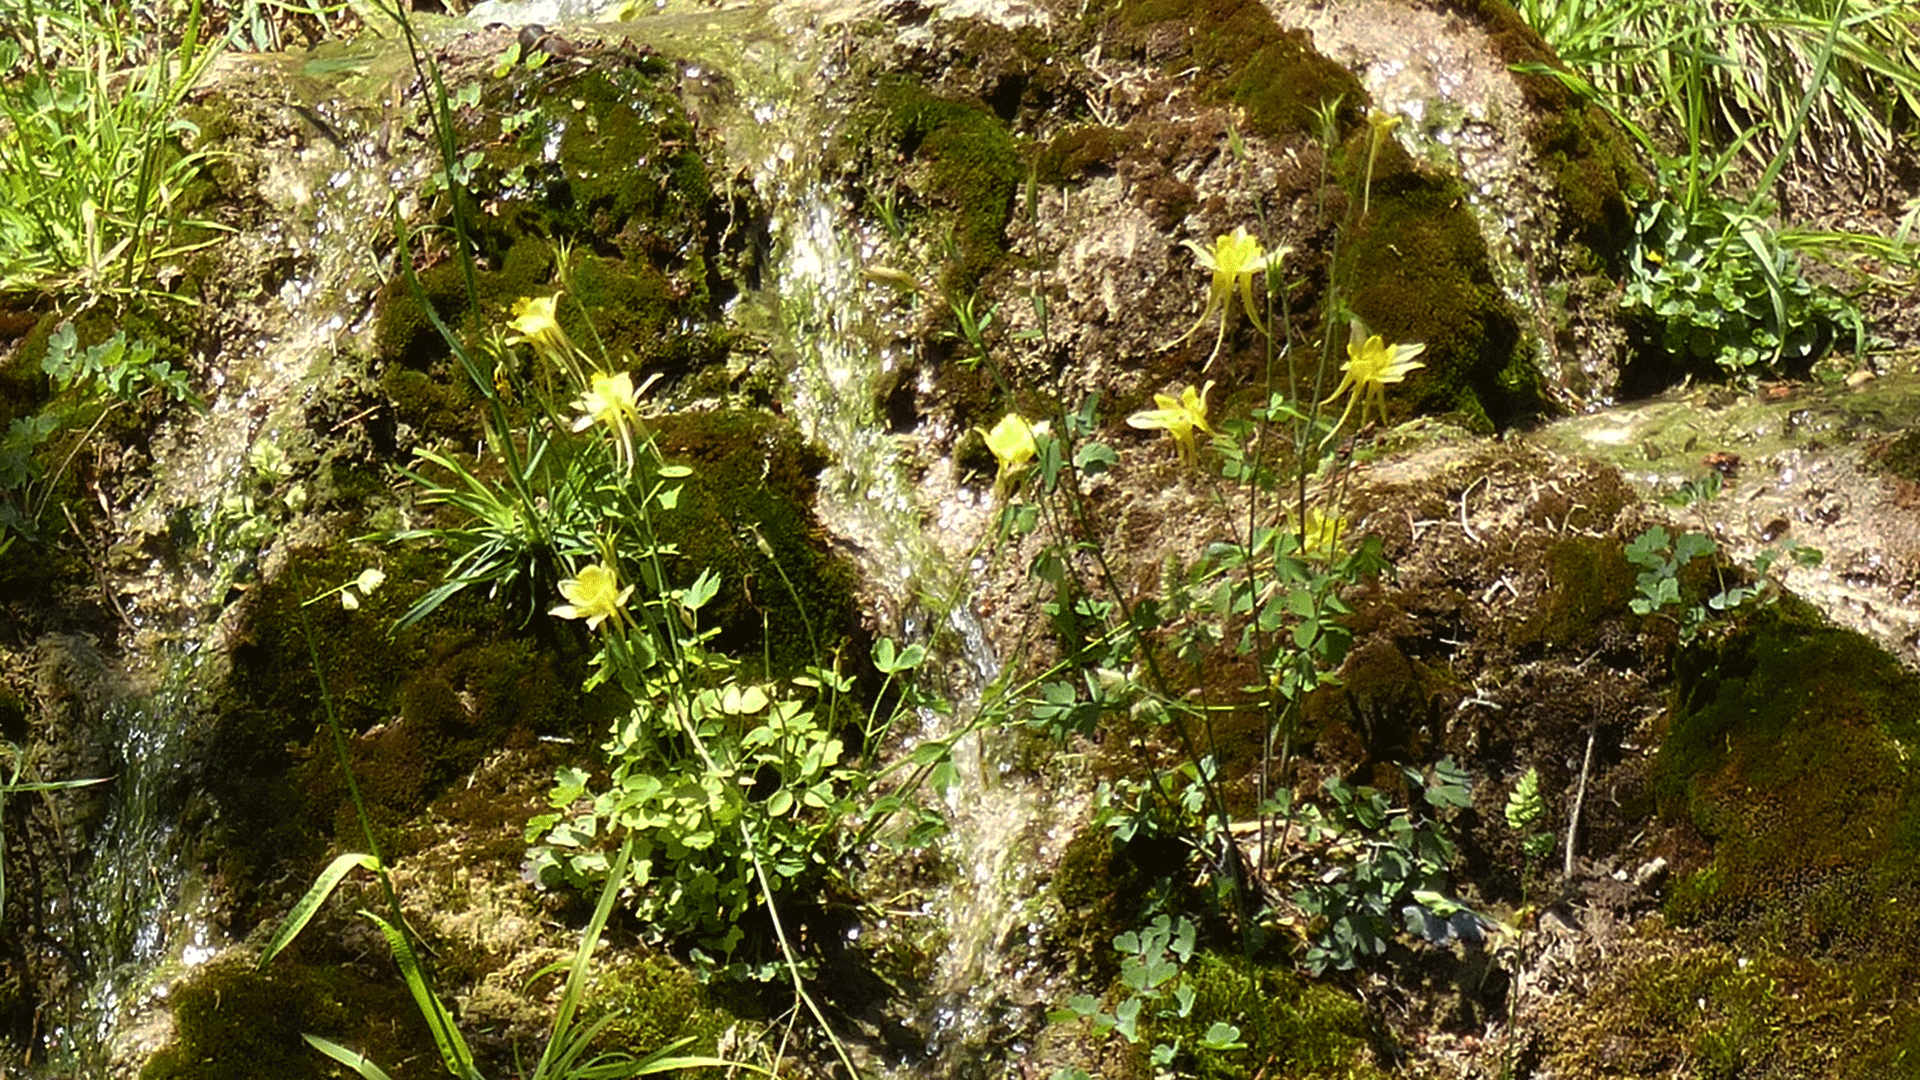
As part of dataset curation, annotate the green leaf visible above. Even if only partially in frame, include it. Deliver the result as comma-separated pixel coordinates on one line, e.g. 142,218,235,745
658,464,694,478
1200,1021,1245,1051
301,1034,398,1080
257,853,381,970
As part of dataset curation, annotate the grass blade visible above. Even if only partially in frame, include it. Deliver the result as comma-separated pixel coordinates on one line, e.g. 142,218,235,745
257,851,380,969
303,1034,399,1080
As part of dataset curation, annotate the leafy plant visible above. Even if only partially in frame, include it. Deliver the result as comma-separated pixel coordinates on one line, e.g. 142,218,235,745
1049,914,1245,1078
1286,760,1475,974
1625,523,1821,639
1623,197,1862,380
1504,766,1556,862
0,0,226,300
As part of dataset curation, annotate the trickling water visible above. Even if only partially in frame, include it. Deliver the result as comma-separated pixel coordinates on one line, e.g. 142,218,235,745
684,6,1063,1072
21,48,422,1075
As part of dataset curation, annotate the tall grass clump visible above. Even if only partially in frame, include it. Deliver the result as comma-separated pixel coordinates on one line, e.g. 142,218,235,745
1517,0,1919,381
0,0,225,302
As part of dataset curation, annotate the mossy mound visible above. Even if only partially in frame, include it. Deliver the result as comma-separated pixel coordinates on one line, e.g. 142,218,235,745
139,956,431,1080
202,536,589,915
1339,138,1538,430
1657,598,1920,945
372,44,746,421
1110,0,1365,142
649,409,864,676
1546,598,1920,1069
859,79,1024,297
1144,954,1386,1080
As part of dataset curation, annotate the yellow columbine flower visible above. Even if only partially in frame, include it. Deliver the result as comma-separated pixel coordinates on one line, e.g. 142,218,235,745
1163,227,1290,369
1127,381,1215,464
1296,507,1347,562
572,370,640,432
571,370,656,471
1321,332,1427,435
506,293,574,366
552,562,633,630
1363,108,1401,217
981,413,1037,477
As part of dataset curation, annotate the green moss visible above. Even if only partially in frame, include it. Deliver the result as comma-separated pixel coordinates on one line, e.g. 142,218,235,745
1052,825,1191,984
1656,599,1920,941
593,953,731,1065
1036,125,1139,185
204,535,589,913
1515,535,1635,648
867,79,1024,296
648,410,862,675
1114,0,1364,141
139,956,431,1080
1873,428,1920,482
1339,141,1534,430
1549,942,1920,1078
372,45,746,407
1147,954,1384,1080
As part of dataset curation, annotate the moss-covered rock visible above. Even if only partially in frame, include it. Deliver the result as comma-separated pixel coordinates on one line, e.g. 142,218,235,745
1339,138,1536,430
138,956,430,1080
649,409,863,676
1144,954,1385,1080
863,79,1025,297
1112,0,1365,141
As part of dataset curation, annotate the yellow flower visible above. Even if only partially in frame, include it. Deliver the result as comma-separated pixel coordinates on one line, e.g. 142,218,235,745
1127,381,1216,464
1363,109,1401,217
1163,227,1290,369
1296,507,1346,562
571,370,656,471
1321,331,1426,435
552,562,633,630
980,413,1037,477
572,370,640,432
506,293,573,365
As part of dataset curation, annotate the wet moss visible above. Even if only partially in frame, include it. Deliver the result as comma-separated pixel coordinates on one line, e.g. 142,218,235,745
203,535,587,913
1113,0,1365,142
1052,825,1191,984
866,79,1024,296
1872,428,1920,483
139,956,431,1080
372,44,747,409
1338,139,1534,430
648,409,862,676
